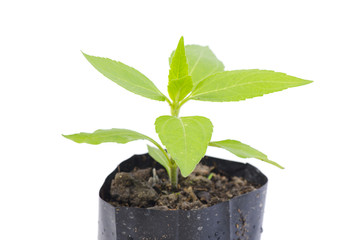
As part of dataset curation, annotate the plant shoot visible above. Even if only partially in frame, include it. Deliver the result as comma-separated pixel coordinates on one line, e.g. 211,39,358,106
63,37,312,190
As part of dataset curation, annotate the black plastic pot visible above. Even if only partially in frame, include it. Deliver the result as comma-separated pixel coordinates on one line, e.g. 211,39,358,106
99,153,268,240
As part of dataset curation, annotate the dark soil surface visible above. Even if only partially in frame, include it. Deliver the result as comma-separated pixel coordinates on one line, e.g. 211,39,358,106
109,164,260,210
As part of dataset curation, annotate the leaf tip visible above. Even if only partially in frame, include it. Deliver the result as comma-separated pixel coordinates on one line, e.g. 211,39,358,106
268,159,285,169
80,50,88,57
62,134,69,139
81,51,92,62
179,167,193,178
62,134,76,142
304,79,314,85
296,77,313,85
177,36,185,48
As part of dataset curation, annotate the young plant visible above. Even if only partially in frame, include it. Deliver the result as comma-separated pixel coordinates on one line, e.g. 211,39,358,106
63,37,312,190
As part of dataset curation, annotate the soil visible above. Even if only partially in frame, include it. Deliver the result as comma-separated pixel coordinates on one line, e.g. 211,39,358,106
108,163,260,210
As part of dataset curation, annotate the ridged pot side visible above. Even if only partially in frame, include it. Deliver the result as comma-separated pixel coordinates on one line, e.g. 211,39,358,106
99,154,268,240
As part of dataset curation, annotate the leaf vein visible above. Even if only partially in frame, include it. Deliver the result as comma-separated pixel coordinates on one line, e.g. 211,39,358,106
193,80,300,98
189,48,206,75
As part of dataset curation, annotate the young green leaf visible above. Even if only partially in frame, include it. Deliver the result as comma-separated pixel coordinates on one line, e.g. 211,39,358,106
168,37,189,82
209,139,284,169
82,52,166,101
169,45,225,86
63,128,160,146
168,37,193,102
155,115,213,177
189,70,312,102
147,145,171,177
168,76,193,104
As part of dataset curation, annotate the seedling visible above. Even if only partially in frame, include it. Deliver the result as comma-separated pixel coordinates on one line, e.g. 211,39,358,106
63,37,312,190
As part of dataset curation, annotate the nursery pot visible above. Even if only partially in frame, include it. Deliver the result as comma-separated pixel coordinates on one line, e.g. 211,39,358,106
99,153,268,240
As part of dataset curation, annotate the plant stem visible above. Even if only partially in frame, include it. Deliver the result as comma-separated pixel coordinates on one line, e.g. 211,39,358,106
168,100,183,191
170,158,178,191
170,102,180,117
170,96,191,117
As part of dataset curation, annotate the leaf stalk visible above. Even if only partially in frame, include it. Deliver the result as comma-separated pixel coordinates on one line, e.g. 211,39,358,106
147,138,172,166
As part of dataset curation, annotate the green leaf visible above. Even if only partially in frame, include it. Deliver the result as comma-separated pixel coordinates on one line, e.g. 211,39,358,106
168,37,193,102
168,37,189,82
189,69,313,102
63,128,156,145
209,139,284,169
82,52,166,101
155,115,213,177
168,76,193,104
170,45,225,86
147,145,171,177
185,45,225,86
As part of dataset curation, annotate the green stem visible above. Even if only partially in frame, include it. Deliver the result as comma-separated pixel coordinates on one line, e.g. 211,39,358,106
170,158,178,190
169,101,181,191
171,103,180,117
167,96,191,190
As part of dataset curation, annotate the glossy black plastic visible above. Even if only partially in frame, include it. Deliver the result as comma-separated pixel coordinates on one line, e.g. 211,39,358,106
99,154,268,240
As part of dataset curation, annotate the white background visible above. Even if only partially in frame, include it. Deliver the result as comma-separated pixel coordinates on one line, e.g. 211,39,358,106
1,0,361,239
